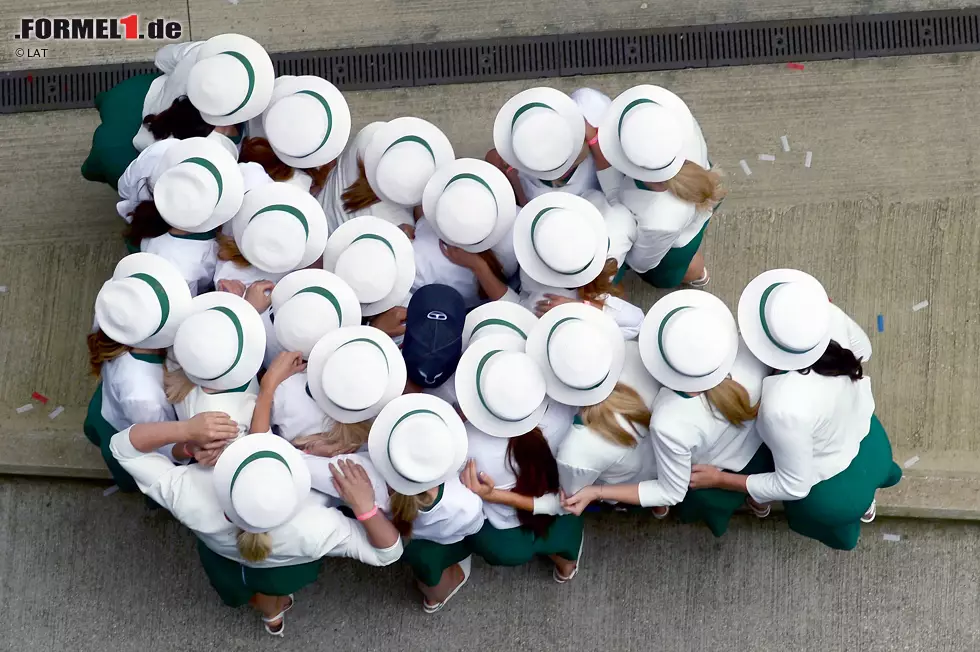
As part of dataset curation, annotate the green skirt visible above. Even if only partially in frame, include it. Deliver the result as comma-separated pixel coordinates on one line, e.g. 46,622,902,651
197,539,322,607
675,444,775,537
82,383,140,493
402,538,471,587
637,220,709,289
465,515,583,567
783,415,903,551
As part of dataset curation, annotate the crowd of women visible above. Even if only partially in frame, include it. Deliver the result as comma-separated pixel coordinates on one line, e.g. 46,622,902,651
82,33,904,636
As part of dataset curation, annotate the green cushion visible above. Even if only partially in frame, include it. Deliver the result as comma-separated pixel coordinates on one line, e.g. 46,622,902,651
81,73,160,190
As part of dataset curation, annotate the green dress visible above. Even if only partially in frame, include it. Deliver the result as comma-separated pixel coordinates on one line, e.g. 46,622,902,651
465,514,584,567
83,382,140,493
196,540,323,607
400,485,473,587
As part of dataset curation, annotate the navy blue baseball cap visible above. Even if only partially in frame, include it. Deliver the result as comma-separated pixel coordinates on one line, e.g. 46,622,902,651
402,284,466,388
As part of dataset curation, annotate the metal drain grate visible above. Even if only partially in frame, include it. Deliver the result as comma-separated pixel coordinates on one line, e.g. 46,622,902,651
3,8,980,113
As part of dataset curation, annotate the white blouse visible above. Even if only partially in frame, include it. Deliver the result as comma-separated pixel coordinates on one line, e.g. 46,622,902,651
133,42,205,151
140,232,218,297
517,155,601,202
746,305,876,504
272,372,334,442
100,353,174,432
175,379,259,440
637,339,768,508
110,428,403,567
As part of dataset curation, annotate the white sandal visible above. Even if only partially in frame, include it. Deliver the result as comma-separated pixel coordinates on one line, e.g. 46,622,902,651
423,556,472,614
553,536,584,584
860,500,877,524
652,506,670,520
687,268,710,289
261,594,294,637
746,498,771,519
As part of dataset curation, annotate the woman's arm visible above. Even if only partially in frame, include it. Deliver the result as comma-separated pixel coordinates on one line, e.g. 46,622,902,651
251,351,307,434
460,460,566,514
439,243,509,301
329,459,400,552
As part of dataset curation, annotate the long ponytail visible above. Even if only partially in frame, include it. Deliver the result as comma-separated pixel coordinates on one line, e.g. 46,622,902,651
801,340,863,381
123,200,170,247
704,378,759,427
236,530,273,563
577,258,624,306
664,161,728,211
86,329,131,376
506,428,560,536
142,96,212,141
239,137,336,192
389,491,436,538
340,159,381,213
216,233,249,268
580,383,651,448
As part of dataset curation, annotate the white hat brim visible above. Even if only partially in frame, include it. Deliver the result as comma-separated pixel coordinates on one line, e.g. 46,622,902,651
322,216,416,316
368,393,467,495
231,181,328,272
513,192,608,288
526,302,625,406
462,300,538,349
175,292,267,390
271,268,362,357
598,85,695,183
455,335,548,438
213,432,311,533
737,269,831,371
263,75,352,168
618,340,662,404
638,289,738,392
421,158,517,253
364,117,455,207
306,326,407,423
97,253,193,349
192,34,275,127
493,87,585,181
152,137,245,233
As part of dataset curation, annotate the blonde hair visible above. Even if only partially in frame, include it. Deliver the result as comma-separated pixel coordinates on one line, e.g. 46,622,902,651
236,530,273,563
163,366,197,404
389,491,435,538
704,378,758,427
579,383,652,448
578,258,624,306
216,232,249,268
86,330,131,376
665,161,728,211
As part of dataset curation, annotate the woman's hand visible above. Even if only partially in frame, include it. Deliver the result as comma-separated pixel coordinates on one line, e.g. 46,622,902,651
330,459,377,516
184,411,239,449
217,279,246,297
193,443,228,467
561,485,600,516
369,306,408,339
460,459,497,499
293,434,360,458
397,223,416,241
535,293,578,317
689,464,724,489
262,351,306,390
440,241,485,271
244,280,275,314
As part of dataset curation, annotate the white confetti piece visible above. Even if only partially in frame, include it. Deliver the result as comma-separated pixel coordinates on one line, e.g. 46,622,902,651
640,2,648,7
739,159,752,176
780,135,790,152
912,300,929,312
883,534,901,542
0,285,7,293
804,151,813,168
15,404,33,414
227,0,239,4
48,406,64,420
758,154,776,161
103,485,119,497
903,456,920,469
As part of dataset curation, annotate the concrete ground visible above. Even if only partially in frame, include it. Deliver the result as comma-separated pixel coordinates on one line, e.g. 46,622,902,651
1,475,978,652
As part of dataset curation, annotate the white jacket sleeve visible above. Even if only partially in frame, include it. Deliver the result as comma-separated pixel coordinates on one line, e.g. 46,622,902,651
532,493,569,515
302,506,404,566
597,167,625,204
624,219,679,274
745,410,815,502
829,304,873,362
582,189,637,268
303,453,391,512
154,41,203,73
637,423,693,508
601,296,644,341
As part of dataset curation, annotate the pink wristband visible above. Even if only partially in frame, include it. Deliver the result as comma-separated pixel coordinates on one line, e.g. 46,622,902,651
355,505,379,521
505,165,515,173
587,134,599,146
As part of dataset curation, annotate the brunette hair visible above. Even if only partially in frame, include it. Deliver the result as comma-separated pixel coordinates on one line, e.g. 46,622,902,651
578,258,624,306
704,378,759,427
142,96,212,141
239,137,335,190
664,161,728,211
216,233,249,267
86,329,131,376
389,491,436,538
579,383,651,448
506,428,560,536
123,200,170,248
800,340,864,381
237,530,273,563
341,159,381,213
477,249,509,301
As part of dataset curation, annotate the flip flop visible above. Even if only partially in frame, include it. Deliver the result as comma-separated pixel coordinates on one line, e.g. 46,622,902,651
860,500,877,524
261,594,294,637
422,556,472,614
553,536,584,584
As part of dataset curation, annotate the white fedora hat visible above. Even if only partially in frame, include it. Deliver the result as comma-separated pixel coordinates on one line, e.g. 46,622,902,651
462,300,538,348
364,117,455,207
213,432,311,533
230,181,328,273
493,87,585,181
94,253,192,349
151,137,245,233
455,334,548,438
421,158,517,253
187,33,275,127
598,85,695,183
172,292,267,391
526,302,625,406
737,269,831,371
322,216,416,316
368,393,467,495
514,192,608,288
638,290,739,392
271,269,362,359
307,326,407,423
262,75,352,168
